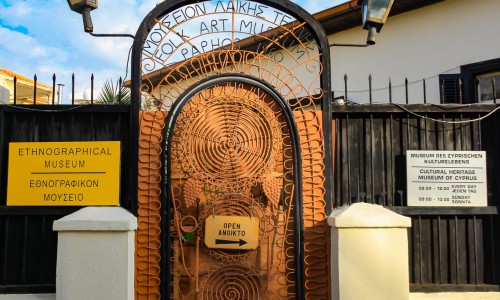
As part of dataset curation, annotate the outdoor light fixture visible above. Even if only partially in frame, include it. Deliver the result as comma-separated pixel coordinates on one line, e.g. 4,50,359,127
67,0,98,33
66,0,134,38
358,0,394,45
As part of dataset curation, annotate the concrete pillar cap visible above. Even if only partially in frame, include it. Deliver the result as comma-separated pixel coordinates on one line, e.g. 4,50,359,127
328,202,411,228
53,206,137,231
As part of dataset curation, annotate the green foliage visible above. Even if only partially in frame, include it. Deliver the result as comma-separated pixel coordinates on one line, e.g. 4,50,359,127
96,79,131,104
182,231,195,243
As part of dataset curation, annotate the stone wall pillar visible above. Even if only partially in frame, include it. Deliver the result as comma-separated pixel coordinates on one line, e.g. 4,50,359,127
328,203,412,300
53,207,137,300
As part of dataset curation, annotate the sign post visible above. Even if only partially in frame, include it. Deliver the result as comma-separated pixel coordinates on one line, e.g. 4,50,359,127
7,141,121,206
204,215,259,250
407,150,487,207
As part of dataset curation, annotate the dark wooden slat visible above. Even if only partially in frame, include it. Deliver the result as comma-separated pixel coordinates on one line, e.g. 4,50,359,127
449,217,458,284
0,207,79,216
0,284,55,293
386,115,395,206
372,117,385,205
412,216,421,284
408,217,416,283
392,116,406,206
38,217,47,284
356,117,365,202
4,216,23,284
366,114,374,203
21,216,28,284
456,217,467,284
388,206,498,215
0,109,6,207
431,217,440,284
420,217,432,284
332,103,498,114
475,217,484,284
1,217,8,285
438,216,447,284
485,216,499,284
340,116,350,205
467,217,478,285
410,284,500,293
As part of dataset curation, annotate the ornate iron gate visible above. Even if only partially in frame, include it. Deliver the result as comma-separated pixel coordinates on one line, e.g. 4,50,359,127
167,76,302,299
132,1,333,299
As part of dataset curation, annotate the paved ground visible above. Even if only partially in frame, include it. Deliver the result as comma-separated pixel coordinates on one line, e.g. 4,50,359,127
2,292,500,299
0,295,55,300
410,292,500,300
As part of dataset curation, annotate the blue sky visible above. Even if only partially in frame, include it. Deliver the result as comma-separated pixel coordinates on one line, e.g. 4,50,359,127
0,0,346,101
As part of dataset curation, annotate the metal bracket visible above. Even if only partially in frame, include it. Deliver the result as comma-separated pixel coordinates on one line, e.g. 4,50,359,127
88,32,135,39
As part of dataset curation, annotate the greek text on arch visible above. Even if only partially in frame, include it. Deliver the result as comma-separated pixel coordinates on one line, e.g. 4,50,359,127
145,2,293,51
214,1,268,17
157,3,207,27
144,20,312,63
17,147,112,156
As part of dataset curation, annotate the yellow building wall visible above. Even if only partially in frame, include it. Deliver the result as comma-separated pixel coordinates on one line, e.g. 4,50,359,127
0,68,55,104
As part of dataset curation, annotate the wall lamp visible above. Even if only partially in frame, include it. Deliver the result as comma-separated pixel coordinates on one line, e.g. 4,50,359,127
359,0,394,45
330,0,394,47
67,0,134,39
66,0,98,33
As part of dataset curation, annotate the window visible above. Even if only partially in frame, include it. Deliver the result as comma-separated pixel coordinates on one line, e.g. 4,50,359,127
439,74,464,104
477,71,500,102
439,58,500,104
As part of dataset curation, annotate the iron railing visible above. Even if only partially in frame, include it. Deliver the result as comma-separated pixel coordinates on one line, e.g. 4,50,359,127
333,74,498,105
8,74,129,105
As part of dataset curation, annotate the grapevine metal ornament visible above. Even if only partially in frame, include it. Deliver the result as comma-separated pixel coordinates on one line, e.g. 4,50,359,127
133,0,332,299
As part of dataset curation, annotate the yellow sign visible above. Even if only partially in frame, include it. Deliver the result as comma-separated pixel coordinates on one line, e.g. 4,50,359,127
7,141,121,206
204,215,259,250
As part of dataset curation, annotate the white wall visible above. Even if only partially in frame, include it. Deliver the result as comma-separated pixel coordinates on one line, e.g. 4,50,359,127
53,207,137,300
0,86,9,104
329,0,500,104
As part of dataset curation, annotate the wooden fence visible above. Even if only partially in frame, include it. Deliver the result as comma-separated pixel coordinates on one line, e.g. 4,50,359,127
0,103,133,293
1,71,499,294
333,103,500,292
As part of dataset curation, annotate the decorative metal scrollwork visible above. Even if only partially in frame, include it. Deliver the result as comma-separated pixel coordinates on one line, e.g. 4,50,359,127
173,82,283,192
135,1,330,299
200,265,262,300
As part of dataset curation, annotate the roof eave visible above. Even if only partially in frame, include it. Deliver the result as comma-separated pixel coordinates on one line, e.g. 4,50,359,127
318,0,446,35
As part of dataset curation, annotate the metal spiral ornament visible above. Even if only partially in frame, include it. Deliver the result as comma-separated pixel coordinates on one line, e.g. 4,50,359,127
200,265,261,300
174,83,283,192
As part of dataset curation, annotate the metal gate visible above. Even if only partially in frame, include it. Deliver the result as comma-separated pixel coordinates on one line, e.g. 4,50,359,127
132,1,333,298
166,76,302,299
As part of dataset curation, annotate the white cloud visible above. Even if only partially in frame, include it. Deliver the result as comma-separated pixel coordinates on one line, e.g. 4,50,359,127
0,27,68,62
0,1,33,25
294,0,347,13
